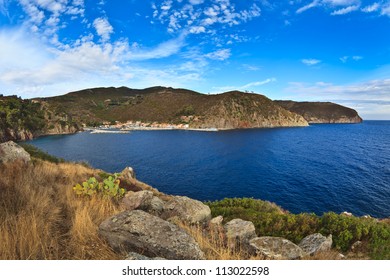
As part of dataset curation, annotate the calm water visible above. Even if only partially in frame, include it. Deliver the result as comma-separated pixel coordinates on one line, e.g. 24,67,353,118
28,121,390,218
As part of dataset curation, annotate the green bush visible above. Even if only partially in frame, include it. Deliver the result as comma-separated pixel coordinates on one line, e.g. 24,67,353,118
73,173,126,199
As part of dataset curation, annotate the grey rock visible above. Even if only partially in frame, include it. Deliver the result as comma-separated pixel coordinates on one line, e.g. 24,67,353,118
299,233,332,256
249,237,305,260
121,191,165,216
149,196,165,215
0,141,31,164
162,196,211,224
224,219,256,249
121,190,154,211
125,252,166,260
99,210,205,260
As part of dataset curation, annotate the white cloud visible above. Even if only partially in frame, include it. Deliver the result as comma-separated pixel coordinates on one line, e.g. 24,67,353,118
331,5,359,15
297,0,363,15
189,25,206,34
15,0,85,40
381,2,390,16
301,58,321,66
189,0,204,5
128,35,186,60
93,17,113,41
205,49,231,60
153,0,261,44
212,78,276,93
361,3,380,13
242,64,261,71
340,55,363,62
296,0,320,14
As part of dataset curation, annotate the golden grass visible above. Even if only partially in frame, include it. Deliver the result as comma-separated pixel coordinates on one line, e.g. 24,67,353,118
0,160,124,260
177,222,265,260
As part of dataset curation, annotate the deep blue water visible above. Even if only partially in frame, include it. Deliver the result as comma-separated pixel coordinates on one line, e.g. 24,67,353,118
27,121,390,218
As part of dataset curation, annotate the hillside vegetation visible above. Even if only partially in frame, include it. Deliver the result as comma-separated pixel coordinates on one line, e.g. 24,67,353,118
208,198,390,259
275,100,363,123
37,87,309,129
0,95,80,142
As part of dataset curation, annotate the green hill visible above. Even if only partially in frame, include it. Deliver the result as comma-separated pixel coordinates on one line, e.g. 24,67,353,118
37,87,309,129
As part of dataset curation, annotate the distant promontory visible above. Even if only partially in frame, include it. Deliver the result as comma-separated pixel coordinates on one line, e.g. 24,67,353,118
1,86,363,142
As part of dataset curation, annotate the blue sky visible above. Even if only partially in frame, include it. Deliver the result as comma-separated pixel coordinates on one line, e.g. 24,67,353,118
0,1,389,119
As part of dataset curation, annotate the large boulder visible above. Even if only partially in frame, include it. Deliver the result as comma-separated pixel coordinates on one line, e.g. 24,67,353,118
249,237,305,260
99,210,205,260
121,190,164,215
121,190,154,210
298,233,332,256
0,141,31,164
224,219,256,249
161,196,211,224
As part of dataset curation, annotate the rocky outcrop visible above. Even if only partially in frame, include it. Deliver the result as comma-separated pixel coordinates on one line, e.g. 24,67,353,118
249,237,305,260
99,210,205,260
161,196,211,224
191,92,309,129
275,101,363,124
298,233,333,256
121,190,164,215
45,123,79,135
224,219,257,249
0,141,31,164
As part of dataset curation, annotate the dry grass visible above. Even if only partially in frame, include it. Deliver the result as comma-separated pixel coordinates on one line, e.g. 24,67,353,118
0,160,124,260
177,222,265,260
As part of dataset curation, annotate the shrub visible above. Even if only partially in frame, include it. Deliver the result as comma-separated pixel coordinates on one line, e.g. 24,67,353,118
207,198,390,259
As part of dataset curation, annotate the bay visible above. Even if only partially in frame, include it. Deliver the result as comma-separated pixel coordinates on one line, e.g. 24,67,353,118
27,121,390,218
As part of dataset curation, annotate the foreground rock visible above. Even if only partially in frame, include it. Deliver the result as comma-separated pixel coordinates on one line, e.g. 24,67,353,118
249,237,305,260
162,196,211,224
121,190,164,215
224,219,256,249
298,233,333,256
0,141,31,164
99,210,205,260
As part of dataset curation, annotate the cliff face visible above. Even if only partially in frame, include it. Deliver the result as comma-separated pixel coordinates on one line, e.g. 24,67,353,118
190,92,308,129
275,101,363,124
0,95,81,143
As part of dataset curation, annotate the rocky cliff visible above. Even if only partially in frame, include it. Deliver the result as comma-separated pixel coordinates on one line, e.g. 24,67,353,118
275,101,363,124
0,95,81,143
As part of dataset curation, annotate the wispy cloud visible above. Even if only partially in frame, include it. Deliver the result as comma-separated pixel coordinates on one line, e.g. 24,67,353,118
340,55,363,63
296,0,320,14
361,3,380,13
301,58,321,66
205,49,231,61
212,78,276,93
128,34,186,61
331,5,359,15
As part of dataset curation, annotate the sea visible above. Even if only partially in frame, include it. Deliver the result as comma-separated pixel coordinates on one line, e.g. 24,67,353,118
27,121,390,218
